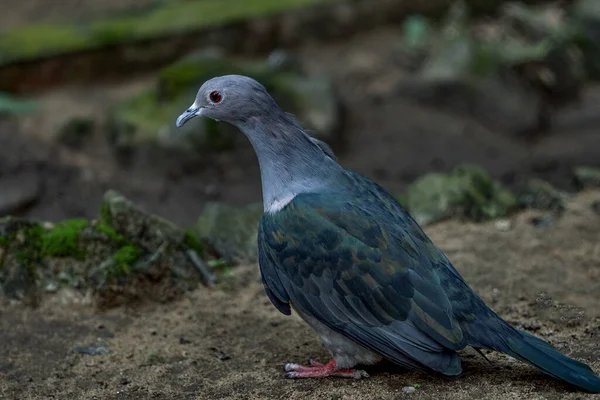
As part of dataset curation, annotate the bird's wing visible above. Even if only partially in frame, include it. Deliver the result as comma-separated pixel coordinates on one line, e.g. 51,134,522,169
258,190,467,375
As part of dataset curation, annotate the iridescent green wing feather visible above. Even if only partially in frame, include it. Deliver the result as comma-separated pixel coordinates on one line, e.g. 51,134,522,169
258,185,467,375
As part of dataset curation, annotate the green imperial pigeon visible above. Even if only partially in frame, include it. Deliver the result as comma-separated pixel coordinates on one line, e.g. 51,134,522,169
176,75,600,392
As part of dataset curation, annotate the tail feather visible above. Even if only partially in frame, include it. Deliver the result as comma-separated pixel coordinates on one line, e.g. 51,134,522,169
502,329,600,393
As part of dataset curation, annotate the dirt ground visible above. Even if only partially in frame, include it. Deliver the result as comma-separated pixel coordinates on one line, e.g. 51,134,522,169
1,191,599,400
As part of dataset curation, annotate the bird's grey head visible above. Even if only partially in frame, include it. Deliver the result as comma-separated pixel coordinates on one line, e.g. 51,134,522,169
176,75,280,128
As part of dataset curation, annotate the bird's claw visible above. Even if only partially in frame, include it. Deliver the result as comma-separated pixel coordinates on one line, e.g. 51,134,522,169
283,359,369,379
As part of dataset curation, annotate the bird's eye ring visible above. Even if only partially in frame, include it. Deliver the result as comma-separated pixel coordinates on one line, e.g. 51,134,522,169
209,91,222,103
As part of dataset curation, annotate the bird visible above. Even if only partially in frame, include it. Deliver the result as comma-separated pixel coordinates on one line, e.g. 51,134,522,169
176,74,600,392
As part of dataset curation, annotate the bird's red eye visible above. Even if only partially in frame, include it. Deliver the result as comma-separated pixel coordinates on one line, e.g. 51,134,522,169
209,91,222,103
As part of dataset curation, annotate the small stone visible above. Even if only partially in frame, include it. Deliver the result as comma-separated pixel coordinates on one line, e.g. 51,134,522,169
402,386,416,393
120,377,130,385
74,344,110,356
210,347,231,361
495,219,512,231
530,214,555,227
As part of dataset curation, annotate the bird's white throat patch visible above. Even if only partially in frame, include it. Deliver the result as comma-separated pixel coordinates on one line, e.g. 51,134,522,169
266,194,296,213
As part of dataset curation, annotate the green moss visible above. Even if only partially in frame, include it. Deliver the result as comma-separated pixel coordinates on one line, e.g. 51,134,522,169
14,224,44,272
0,232,14,248
183,229,204,257
406,164,517,225
96,223,127,245
41,219,89,259
91,17,141,45
107,245,141,278
99,202,113,225
0,24,89,61
0,0,332,64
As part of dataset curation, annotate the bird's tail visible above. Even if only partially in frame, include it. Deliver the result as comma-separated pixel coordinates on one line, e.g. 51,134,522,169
498,327,600,393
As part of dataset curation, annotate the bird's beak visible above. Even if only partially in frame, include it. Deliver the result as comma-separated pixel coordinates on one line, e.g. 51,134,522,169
176,107,203,128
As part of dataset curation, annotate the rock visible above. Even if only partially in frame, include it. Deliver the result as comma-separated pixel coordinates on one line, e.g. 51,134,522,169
74,344,110,356
405,164,517,226
402,386,416,394
194,202,263,263
1,191,213,305
573,166,600,189
530,214,555,227
518,179,566,212
0,217,45,300
57,117,95,149
0,170,40,216
495,219,512,231
101,190,185,250
107,49,341,156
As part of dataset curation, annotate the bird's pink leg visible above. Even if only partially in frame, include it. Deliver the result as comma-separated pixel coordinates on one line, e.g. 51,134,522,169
284,359,369,379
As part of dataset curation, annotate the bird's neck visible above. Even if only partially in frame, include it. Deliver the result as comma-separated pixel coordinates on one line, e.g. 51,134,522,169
238,115,343,213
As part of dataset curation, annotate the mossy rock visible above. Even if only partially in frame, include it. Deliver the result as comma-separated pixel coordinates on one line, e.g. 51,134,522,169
518,179,567,212
405,164,517,225
101,190,185,249
573,166,600,189
0,217,45,300
0,191,213,305
107,50,340,155
194,202,264,263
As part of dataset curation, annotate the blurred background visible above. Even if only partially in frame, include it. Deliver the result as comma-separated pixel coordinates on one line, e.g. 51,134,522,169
1,0,599,228
1,2,600,398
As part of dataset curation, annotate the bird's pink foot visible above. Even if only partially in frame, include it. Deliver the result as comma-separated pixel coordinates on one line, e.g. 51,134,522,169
284,359,369,379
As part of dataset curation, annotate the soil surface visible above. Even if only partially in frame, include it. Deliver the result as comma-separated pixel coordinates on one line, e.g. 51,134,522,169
2,191,600,400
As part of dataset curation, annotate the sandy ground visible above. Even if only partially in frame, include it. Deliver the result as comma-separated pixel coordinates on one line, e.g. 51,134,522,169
1,191,599,400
